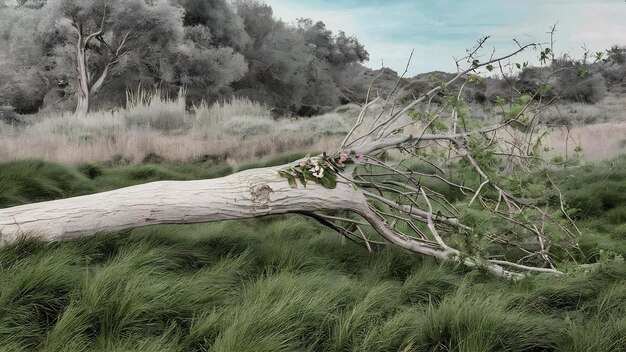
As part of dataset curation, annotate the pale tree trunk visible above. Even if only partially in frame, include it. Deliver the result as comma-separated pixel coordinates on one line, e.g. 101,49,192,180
71,13,120,116
0,166,366,244
75,59,109,115
75,93,90,116
75,30,91,115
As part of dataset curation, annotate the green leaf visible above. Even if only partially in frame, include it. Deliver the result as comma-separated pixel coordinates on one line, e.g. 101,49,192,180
286,175,297,188
468,74,482,84
409,110,423,121
296,170,308,187
551,155,564,164
319,174,337,189
278,170,298,188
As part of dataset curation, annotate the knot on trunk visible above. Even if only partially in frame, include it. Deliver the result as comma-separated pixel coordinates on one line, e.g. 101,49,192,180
250,184,273,207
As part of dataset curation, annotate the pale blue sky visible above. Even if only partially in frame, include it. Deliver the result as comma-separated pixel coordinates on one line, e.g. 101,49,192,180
264,0,626,75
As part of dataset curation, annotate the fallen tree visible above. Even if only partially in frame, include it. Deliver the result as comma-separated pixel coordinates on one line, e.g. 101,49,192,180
0,39,581,278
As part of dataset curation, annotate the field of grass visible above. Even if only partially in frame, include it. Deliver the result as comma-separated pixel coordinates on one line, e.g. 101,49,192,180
0,93,356,165
1,155,625,351
2,89,625,165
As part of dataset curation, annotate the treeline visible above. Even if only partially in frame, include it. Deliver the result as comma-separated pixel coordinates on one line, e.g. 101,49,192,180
399,45,626,109
0,0,371,115
1,0,625,118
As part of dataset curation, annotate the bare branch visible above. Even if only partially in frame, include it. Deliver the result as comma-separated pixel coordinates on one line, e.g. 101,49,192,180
83,4,107,47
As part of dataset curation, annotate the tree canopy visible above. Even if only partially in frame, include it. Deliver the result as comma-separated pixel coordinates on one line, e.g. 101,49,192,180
0,0,370,114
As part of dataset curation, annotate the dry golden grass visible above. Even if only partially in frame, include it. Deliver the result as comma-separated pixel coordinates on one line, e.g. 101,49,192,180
0,92,350,164
0,89,623,164
543,122,626,161
0,129,343,164
539,94,626,125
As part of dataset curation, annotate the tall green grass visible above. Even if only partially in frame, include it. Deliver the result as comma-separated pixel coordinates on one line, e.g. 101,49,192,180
0,158,625,351
554,154,626,260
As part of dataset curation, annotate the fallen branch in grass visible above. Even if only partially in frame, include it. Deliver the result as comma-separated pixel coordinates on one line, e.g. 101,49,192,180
0,39,581,278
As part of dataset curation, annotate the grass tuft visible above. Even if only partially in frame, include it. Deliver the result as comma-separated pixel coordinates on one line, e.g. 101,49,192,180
0,158,625,351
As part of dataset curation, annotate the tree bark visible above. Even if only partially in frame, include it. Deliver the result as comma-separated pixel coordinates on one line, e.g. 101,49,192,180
72,16,112,115
0,165,366,244
74,28,91,115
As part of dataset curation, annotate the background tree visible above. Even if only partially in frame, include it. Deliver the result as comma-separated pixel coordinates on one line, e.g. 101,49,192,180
175,0,250,50
232,0,370,115
0,5,50,113
1,0,373,115
232,0,310,115
158,0,250,104
161,29,248,103
40,0,185,114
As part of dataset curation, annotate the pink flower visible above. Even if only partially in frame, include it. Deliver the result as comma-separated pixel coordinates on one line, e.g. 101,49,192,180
299,161,307,168
356,153,365,162
337,152,349,167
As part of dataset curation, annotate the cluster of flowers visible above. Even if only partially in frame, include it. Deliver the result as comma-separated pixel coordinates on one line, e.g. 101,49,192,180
298,152,359,179
299,158,325,178
300,159,324,178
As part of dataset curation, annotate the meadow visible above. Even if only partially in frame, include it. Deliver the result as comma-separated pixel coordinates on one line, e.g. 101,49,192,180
2,91,625,165
0,151,625,351
1,1,625,349
0,92,356,165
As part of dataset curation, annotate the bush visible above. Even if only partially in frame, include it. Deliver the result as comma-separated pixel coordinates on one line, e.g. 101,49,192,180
562,74,607,104
0,68,48,114
485,77,514,103
124,88,190,132
606,45,626,65
0,105,19,125
550,60,607,104
221,116,273,138
600,63,626,91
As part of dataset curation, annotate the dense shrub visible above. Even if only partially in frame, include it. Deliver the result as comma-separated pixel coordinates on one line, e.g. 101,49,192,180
0,104,18,124
562,73,607,104
0,69,48,114
485,76,515,103
549,60,607,104
222,116,274,138
606,45,626,65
